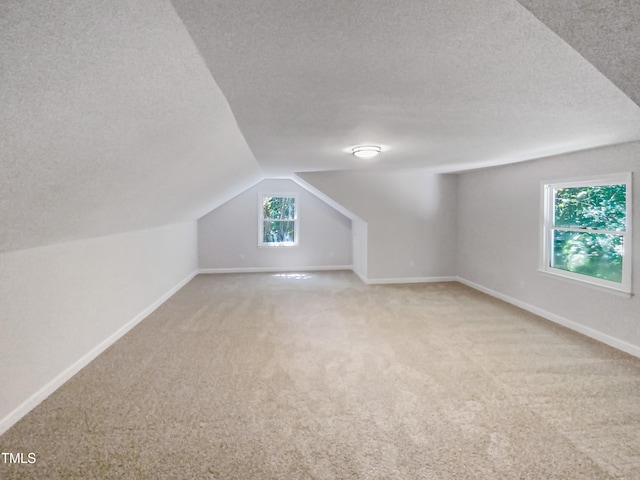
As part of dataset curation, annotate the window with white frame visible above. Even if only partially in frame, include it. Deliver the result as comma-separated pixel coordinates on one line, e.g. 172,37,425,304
259,194,298,247
541,173,632,293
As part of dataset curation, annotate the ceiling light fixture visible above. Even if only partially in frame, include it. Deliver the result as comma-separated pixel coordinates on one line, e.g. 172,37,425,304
352,145,381,159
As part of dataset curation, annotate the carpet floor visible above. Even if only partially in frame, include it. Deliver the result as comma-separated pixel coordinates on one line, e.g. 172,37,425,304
1,271,639,479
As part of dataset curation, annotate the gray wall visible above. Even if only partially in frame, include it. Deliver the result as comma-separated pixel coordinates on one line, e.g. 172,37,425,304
0,222,197,433
300,169,459,281
457,141,640,351
198,179,352,270
351,218,368,279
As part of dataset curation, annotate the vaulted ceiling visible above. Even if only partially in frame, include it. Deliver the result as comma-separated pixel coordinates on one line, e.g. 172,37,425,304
0,0,262,253
1,0,639,253
518,0,640,108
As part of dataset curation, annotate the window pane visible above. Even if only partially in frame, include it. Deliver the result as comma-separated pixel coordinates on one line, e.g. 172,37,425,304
263,196,295,220
263,220,295,244
551,230,623,283
553,184,626,231
282,197,295,219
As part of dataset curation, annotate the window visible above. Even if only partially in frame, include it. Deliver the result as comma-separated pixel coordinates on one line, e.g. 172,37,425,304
541,173,632,294
259,194,298,247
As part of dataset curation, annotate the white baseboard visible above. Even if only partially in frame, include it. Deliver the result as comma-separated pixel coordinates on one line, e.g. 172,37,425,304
199,267,457,286
0,270,198,436
361,275,457,285
456,276,640,359
352,269,368,284
198,265,353,274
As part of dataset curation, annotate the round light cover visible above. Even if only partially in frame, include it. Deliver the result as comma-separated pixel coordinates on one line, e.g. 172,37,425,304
352,145,381,158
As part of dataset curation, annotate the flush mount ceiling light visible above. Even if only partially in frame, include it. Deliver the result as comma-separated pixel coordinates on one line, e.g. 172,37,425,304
352,145,381,159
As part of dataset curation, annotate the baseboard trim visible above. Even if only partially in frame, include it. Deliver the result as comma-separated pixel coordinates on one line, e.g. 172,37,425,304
198,268,456,286
456,276,640,359
0,270,198,436
198,265,353,274
360,275,458,285
352,269,368,284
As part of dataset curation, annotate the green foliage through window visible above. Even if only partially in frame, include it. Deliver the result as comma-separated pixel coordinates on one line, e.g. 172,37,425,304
551,231,623,282
553,185,626,231
262,196,296,245
548,183,627,284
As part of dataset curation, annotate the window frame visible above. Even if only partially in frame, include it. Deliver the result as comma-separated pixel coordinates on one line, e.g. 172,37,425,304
258,193,299,247
540,172,632,294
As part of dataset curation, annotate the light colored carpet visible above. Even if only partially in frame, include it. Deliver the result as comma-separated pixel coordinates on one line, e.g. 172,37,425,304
1,271,639,479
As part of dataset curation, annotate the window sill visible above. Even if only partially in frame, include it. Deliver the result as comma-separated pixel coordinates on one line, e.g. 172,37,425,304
537,269,633,298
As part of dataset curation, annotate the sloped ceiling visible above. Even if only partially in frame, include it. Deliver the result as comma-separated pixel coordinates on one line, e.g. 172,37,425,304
516,0,640,108
2,1,640,254
0,0,262,253
171,0,640,175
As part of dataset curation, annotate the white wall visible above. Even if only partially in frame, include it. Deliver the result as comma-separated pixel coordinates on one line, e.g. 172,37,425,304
299,169,459,282
351,218,368,279
0,222,198,434
198,179,352,271
457,141,640,354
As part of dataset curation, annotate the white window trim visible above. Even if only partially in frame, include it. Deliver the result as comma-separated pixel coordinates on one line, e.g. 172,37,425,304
540,172,632,295
258,193,299,247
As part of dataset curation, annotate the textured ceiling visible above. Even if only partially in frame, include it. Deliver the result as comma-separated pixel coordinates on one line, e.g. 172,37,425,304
2,0,640,254
516,0,640,108
172,0,640,175
0,0,262,253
